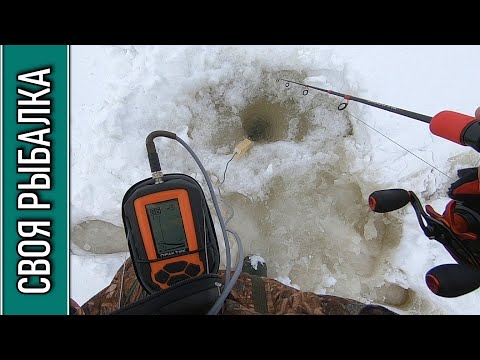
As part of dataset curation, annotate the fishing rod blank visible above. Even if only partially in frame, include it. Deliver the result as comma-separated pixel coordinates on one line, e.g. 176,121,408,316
279,79,432,123
279,79,480,152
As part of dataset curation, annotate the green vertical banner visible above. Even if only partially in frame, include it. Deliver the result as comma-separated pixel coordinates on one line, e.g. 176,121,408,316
2,45,69,314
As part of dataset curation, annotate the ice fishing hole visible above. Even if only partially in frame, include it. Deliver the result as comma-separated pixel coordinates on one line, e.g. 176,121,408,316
240,98,311,143
243,114,271,142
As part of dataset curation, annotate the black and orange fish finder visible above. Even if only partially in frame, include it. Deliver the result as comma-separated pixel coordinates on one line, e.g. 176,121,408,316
122,131,220,294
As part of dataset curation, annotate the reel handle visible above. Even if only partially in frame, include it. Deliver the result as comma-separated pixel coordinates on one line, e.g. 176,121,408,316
368,189,411,213
426,264,480,298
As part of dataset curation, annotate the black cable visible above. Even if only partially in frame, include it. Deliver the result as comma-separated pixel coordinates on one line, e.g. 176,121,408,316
220,153,236,185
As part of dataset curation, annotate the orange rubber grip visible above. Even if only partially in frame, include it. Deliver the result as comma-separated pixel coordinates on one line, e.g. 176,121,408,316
430,111,476,145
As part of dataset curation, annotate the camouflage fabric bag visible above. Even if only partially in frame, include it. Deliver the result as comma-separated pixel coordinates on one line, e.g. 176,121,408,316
77,258,396,315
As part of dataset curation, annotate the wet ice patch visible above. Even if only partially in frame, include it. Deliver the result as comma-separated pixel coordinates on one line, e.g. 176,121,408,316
71,219,127,254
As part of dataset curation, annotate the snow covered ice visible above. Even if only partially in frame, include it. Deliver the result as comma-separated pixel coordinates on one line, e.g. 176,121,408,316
71,45,480,314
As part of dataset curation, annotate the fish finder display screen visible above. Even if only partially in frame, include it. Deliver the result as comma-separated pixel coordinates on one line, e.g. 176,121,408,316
146,199,188,255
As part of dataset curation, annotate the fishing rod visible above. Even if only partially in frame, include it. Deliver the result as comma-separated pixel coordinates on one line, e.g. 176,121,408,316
278,79,480,152
280,78,480,299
